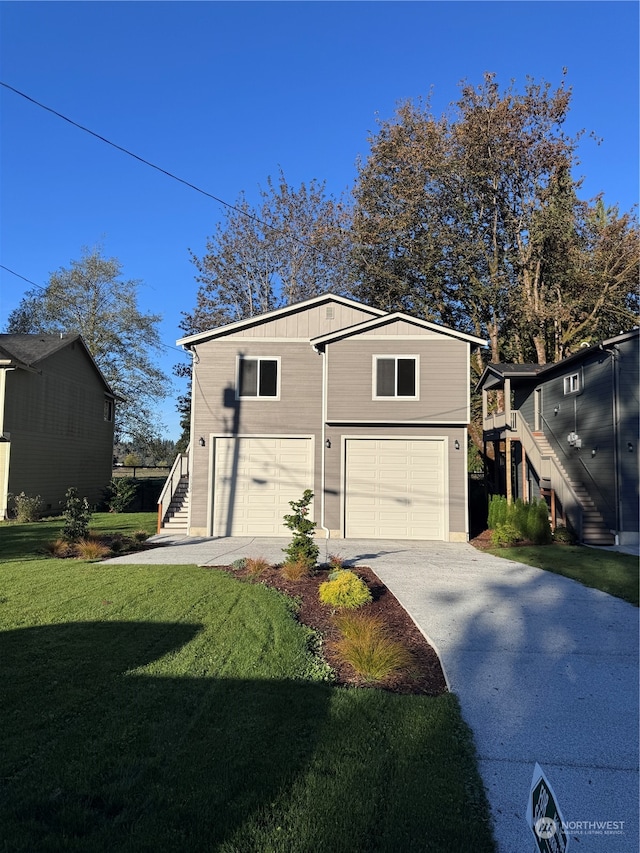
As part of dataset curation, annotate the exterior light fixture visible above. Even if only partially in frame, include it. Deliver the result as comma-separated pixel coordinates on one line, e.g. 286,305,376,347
591,448,597,458
199,436,205,447
554,405,559,415
628,442,634,452
454,439,460,450
325,438,331,449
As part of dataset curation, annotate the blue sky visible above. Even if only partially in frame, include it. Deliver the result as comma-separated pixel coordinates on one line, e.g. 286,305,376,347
1,1,638,441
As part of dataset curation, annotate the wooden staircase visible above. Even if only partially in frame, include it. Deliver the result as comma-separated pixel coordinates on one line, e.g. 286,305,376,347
160,475,189,533
532,433,615,546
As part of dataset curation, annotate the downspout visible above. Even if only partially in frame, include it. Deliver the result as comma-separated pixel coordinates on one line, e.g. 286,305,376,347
608,347,621,543
313,343,330,539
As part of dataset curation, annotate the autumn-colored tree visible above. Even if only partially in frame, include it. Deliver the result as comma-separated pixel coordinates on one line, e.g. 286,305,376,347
351,72,639,372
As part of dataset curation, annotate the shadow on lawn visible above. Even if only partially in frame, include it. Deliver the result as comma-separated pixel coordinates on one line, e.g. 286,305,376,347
1,621,332,852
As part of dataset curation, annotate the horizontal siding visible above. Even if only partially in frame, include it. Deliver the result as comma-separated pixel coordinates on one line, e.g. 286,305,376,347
3,345,113,512
326,338,469,423
190,340,324,532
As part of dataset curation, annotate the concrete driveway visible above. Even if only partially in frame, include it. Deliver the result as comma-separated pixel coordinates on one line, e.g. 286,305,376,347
107,536,639,852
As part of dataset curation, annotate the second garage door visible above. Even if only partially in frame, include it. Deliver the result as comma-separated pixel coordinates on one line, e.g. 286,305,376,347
213,436,313,536
345,438,446,540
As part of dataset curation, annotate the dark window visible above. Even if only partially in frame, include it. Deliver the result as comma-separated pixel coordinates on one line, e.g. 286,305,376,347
563,373,580,395
103,399,114,422
238,357,278,398
375,356,417,397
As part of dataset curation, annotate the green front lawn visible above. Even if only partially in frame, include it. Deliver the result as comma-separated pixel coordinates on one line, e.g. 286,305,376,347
488,544,639,606
0,514,495,852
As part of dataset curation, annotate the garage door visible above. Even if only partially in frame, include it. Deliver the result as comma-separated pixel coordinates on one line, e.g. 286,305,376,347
345,438,446,539
213,437,313,536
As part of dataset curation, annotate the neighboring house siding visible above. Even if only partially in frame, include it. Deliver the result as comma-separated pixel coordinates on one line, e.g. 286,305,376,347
326,337,469,423
539,353,617,529
3,342,113,513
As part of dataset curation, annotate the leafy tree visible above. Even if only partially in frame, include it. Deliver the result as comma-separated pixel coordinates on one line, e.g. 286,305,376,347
350,72,639,369
6,248,169,442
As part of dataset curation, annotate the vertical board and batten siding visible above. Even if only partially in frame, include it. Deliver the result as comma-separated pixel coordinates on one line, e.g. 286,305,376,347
537,351,627,532
325,333,469,423
617,336,639,537
230,302,380,340
3,344,113,513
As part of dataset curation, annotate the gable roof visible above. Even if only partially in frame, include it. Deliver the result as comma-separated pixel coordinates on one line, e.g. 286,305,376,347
310,311,488,348
0,333,117,397
176,293,386,347
476,328,639,391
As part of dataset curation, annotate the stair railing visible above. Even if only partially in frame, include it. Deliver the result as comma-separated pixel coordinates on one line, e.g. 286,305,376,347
157,449,189,533
511,412,583,540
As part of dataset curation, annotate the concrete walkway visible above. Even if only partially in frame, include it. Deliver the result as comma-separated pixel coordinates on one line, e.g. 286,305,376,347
107,537,639,852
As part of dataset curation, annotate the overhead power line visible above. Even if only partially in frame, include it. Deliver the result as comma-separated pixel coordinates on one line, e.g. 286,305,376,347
0,81,332,252
0,263,190,358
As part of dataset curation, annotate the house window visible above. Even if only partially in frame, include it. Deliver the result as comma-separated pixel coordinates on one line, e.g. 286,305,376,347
373,356,418,398
563,373,580,395
237,357,279,399
103,399,114,422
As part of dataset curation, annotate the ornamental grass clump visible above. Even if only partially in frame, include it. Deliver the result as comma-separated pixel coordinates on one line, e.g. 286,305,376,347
281,557,313,581
333,610,413,683
319,570,372,610
75,537,111,561
245,557,270,578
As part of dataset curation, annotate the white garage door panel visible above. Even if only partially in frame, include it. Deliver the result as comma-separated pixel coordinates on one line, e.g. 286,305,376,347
345,439,446,540
213,437,313,536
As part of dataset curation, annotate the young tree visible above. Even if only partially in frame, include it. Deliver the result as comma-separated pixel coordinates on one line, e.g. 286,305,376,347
6,248,169,443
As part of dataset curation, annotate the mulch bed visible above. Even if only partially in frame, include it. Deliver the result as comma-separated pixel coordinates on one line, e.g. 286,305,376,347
215,563,448,697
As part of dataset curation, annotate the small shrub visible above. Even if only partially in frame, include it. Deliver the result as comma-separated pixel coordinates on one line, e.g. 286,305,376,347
333,611,413,683
104,477,139,513
553,525,575,544
491,521,521,548
108,535,125,553
231,558,247,572
133,529,149,542
245,557,270,577
319,570,372,610
487,494,508,529
45,538,73,558
281,558,313,581
282,490,319,569
11,492,43,523
328,554,345,570
526,499,552,545
75,538,110,560
61,488,92,542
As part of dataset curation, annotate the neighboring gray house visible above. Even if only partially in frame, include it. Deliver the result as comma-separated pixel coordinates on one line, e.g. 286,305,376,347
160,294,486,540
0,334,117,519
477,329,639,546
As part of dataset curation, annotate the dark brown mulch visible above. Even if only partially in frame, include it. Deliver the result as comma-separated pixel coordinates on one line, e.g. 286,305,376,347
216,563,448,697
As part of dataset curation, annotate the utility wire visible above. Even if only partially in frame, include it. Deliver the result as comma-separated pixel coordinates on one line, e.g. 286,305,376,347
0,81,338,253
0,263,190,357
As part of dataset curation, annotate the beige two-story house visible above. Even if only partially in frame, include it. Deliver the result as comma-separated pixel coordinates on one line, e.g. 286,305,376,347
0,334,117,519
164,295,486,540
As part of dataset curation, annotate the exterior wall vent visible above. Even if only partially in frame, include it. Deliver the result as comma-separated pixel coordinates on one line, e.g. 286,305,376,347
325,306,335,319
